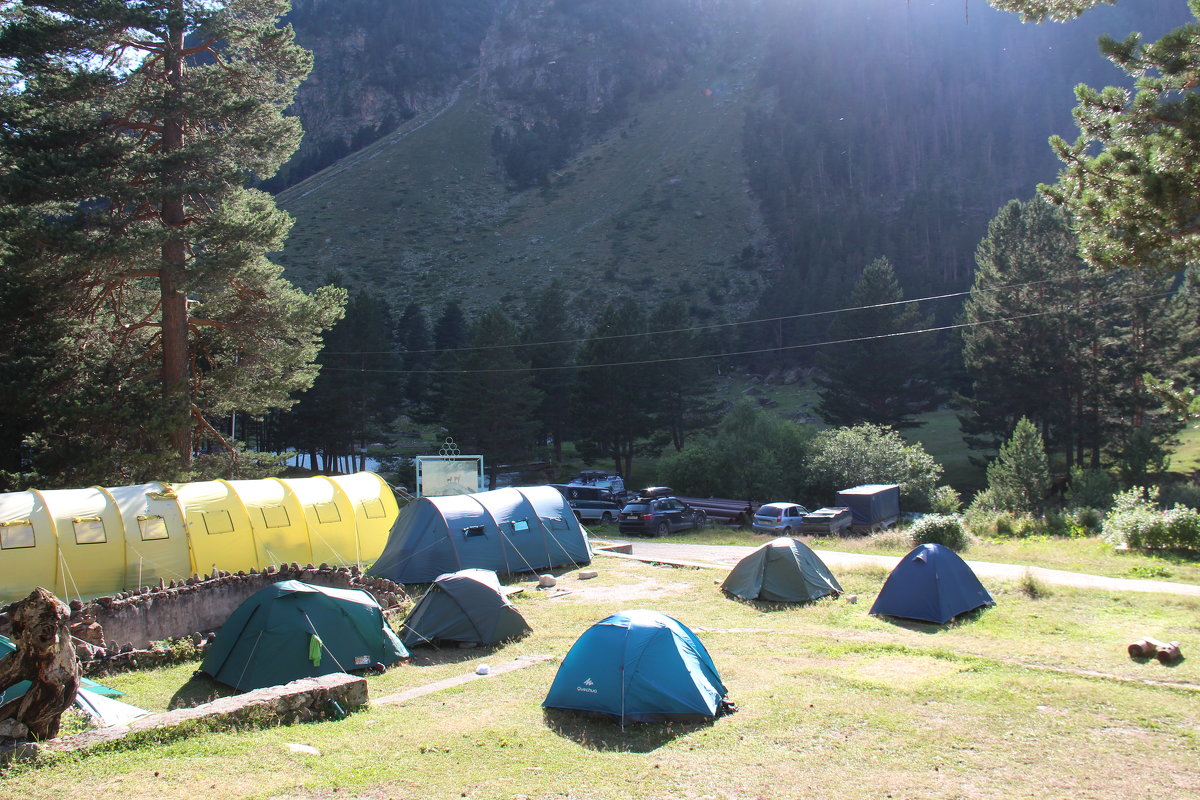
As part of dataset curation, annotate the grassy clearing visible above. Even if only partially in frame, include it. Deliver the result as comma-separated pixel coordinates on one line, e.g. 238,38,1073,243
9,556,1199,800
599,523,1200,585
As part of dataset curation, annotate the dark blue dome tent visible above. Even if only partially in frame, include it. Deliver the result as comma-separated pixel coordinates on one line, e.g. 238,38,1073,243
542,609,734,726
369,487,592,584
870,543,995,624
399,568,531,648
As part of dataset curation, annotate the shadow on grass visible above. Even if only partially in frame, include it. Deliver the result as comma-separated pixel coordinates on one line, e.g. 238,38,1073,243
721,593,841,614
874,605,991,634
167,671,238,710
542,708,713,752
401,641,512,669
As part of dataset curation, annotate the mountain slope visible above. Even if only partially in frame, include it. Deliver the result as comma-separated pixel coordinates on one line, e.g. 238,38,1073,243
275,22,773,321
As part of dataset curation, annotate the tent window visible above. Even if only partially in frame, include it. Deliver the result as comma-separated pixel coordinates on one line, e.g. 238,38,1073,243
261,504,290,528
360,498,386,519
314,502,341,524
138,515,169,541
511,519,530,533
0,522,35,550
73,518,107,545
463,525,486,539
202,510,234,535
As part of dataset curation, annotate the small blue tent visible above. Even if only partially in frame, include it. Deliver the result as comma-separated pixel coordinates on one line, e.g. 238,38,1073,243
399,569,531,648
870,543,994,624
542,610,730,725
370,486,591,584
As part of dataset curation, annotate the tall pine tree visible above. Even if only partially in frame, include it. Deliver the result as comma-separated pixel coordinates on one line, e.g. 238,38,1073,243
0,1,344,481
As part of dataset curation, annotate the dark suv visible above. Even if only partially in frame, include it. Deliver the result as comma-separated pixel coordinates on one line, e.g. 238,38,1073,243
618,495,707,537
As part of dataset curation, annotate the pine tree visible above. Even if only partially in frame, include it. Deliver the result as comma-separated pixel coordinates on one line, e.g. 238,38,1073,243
444,307,541,489
985,417,1051,513
0,1,344,480
395,303,433,412
521,281,578,468
814,257,940,429
991,0,1200,272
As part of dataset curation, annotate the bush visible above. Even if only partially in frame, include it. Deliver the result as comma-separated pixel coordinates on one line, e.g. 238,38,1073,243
1102,486,1200,551
1159,481,1200,510
985,417,1050,513
805,423,942,509
909,514,969,551
928,485,963,514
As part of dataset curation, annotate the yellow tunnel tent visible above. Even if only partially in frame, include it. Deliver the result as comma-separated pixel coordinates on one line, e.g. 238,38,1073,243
38,488,127,602
327,472,399,564
0,491,57,604
103,483,192,591
0,472,402,604
227,478,312,569
280,476,358,566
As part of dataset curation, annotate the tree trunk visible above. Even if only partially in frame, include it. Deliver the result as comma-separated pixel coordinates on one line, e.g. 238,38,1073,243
161,14,191,465
0,588,80,741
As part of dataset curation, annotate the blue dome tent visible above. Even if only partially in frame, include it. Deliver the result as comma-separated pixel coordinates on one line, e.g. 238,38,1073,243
542,610,732,725
870,543,995,624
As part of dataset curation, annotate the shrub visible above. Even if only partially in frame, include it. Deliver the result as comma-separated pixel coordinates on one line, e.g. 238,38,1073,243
805,423,942,509
929,485,963,514
1159,481,1200,510
985,417,1050,513
909,514,969,551
1018,569,1051,599
1101,486,1200,551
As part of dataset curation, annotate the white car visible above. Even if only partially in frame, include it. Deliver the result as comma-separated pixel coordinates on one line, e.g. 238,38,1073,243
751,502,810,535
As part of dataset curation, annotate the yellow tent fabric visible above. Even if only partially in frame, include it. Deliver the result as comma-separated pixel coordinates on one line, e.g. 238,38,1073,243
0,472,400,603
104,483,192,591
327,472,399,565
0,490,58,604
175,480,259,578
227,478,312,568
38,488,127,602
280,477,358,566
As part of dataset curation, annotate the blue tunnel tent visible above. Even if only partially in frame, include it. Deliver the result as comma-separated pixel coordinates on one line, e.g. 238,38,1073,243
542,609,732,725
870,543,995,624
200,580,408,691
369,487,591,584
720,537,843,603
399,569,531,648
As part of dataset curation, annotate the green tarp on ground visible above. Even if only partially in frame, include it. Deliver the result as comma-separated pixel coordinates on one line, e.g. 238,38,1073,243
200,580,408,691
720,537,842,603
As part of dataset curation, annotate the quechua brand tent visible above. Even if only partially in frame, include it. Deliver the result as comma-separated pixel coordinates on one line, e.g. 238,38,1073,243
369,486,591,584
542,609,732,725
200,580,408,691
399,568,531,648
721,537,843,603
870,543,995,624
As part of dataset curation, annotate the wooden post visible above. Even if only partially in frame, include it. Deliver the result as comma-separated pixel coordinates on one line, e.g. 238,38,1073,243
0,587,81,740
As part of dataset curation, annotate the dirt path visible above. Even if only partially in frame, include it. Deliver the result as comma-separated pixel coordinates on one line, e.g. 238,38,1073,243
608,541,1200,597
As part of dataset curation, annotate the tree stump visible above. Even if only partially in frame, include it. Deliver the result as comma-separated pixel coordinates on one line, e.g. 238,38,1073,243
0,587,80,741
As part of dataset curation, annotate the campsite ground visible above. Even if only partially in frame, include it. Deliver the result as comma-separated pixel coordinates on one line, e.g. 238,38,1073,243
6,549,1200,799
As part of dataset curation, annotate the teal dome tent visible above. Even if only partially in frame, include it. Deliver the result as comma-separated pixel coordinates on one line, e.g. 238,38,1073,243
200,580,408,691
721,537,842,603
542,610,732,726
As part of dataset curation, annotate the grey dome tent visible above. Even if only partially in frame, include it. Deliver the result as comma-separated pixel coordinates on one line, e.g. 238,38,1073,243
200,580,408,691
369,486,592,584
721,537,843,603
870,543,995,624
399,568,531,648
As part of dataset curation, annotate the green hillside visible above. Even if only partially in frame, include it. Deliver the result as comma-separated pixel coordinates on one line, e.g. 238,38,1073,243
275,31,770,321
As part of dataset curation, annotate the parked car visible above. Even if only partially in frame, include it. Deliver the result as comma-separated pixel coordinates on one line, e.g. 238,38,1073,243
751,502,810,535
567,470,627,502
549,484,622,525
618,495,707,537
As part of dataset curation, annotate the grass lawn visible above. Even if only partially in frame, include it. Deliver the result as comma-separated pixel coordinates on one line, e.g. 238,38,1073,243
602,523,1200,585
7,551,1199,800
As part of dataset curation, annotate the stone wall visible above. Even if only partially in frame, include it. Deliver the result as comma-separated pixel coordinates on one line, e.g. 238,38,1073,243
0,564,408,658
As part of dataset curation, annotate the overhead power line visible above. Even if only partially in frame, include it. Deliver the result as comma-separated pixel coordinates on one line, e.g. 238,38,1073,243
320,277,1068,358
318,289,1173,376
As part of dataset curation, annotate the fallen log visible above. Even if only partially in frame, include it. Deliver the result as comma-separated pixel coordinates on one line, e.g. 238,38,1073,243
1157,641,1183,665
1128,636,1184,664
